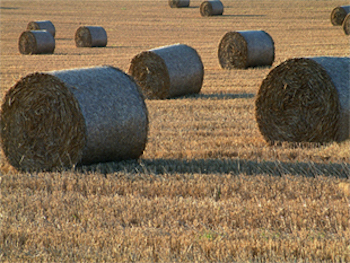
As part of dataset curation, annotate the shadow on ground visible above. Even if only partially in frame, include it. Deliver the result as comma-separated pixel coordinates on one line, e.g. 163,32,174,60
78,158,350,178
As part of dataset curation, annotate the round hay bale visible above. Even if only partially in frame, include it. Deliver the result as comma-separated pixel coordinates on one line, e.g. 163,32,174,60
18,30,55,55
128,43,204,99
331,5,350,26
75,26,107,47
200,0,224,17
0,66,149,172
168,0,190,8
255,57,350,143
342,13,350,35
218,30,274,69
26,20,55,37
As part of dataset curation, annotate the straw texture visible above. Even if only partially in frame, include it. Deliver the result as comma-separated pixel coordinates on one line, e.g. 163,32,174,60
0,66,148,172
75,26,107,47
342,13,350,35
18,30,55,55
168,0,190,8
200,0,224,17
255,57,350,143
218,30,274,69
129,44,204,99
26,20,56,37
331,6,350,26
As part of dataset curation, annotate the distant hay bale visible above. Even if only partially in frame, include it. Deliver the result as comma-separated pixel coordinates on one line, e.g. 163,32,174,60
200,0,224,17
168,0,190,8
75,26,107,47
18,30,55,55
26,20,55,37
218,30,274,69
342,13,350,35
255,57,350,143
331,6,350,26
0,66,149,172
129,44,204,99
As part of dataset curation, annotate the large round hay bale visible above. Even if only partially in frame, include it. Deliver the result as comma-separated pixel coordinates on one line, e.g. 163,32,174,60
128,44,204,99
18,30,55,55
75,26,107,47
218,30,274,69
168,0,190,8
26,20,55,37
342,13,350,35
331,6,350,26
200,0,224,17
0,66,148,172
255,57,350,143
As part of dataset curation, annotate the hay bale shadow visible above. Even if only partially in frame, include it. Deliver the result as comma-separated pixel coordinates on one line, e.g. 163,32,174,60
77,158,350,178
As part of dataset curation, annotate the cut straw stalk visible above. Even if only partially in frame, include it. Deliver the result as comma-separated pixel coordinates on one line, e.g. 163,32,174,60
255,57,350,143
75,26,107,47
331,5,350,26
26,20,55,37
0,66,148,172
129,43,204,99
342,13,350,35
168,0,190,8
18,30,55,55
218,30,274,69
200,0,224,17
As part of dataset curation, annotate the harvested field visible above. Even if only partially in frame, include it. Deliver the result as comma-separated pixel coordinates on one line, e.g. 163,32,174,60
0,0,349,262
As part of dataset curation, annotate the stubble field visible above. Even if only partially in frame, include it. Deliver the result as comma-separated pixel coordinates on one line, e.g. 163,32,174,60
1,0,350,262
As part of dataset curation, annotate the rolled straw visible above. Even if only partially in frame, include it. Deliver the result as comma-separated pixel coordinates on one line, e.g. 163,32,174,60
18,30,55,55
331,6,350,26
200,0,224,17
342,13,350,35
75,26,107,47
26,20,55,37
168,0,190,8
218,30,274,69
129,43,204,99
0,66,148,172
255,57,350,143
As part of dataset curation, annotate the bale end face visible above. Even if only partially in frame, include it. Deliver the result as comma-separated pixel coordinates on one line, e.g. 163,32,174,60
218,32,248,69
129,51,170,99
255,58,343,143
0,73,87,172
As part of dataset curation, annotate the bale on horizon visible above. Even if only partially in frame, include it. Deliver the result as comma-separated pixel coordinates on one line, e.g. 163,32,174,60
18,30,55,55
0,66,149,172
218,30,274,69
200,0,224,17
168,0,190,8
255,57,350,143
26,20,56,37
75,26,107,47
128,44,204,99
331,6,350,25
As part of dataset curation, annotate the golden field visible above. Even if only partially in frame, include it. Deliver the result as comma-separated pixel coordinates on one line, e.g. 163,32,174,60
1,0,349,262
